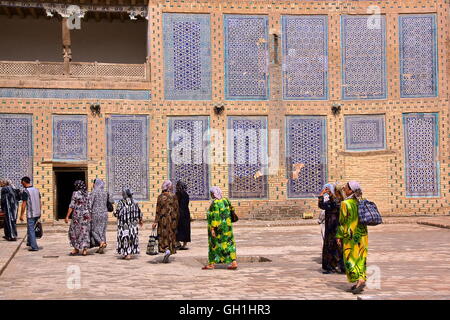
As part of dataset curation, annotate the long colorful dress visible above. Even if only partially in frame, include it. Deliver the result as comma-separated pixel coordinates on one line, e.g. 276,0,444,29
336,198,368,283
155,192,179,254
68,191,91,250
318,196,344,272
207,198,237,265
88,189,109,247
114,198,142,256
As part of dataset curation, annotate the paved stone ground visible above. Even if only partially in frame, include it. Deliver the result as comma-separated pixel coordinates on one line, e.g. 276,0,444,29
0,219,449,300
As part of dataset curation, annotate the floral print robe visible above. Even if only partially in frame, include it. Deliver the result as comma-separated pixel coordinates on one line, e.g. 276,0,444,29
336,198,368,283
68,191,91,250
155,192,179,254
207,198,237,265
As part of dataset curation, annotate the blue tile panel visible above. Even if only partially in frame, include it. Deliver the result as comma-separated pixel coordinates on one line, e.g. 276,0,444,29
403,113,439,197
0,88,151,100
344,115,386,151
106,115,149,201
399,14,438,98
163,13,212,100
282,15,328,100
224,15,269,100
286,116,327,198
341,15,387,100
228,116,268,198
53,115,87,160
168,116,210,200
0,114,33,187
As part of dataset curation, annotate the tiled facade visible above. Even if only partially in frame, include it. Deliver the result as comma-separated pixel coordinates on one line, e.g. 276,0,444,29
0,0,449,222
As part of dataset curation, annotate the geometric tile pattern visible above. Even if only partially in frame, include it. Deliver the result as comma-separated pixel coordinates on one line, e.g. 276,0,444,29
286,116,327,198
163,13,212,100
341,15,387,100
0,88,151,100
52,115,87,160
0,114,33,188
106,115,149,201
168,116,209,200
224,15,269,100
228,116,268,198
282,15,328,100
399,14,438,98
403,113,439,197
344,115,386,151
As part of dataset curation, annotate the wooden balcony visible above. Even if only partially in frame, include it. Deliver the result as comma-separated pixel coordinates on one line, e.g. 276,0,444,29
0,60,150,82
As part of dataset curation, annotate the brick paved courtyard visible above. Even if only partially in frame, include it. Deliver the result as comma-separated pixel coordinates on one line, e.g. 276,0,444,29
1,219,450,300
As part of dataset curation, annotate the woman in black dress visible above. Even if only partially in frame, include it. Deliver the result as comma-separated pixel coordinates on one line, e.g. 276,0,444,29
175,181,191,250
318,183,345,274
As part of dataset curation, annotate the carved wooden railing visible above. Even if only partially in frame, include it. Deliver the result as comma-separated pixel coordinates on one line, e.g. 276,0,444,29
0,60,150,81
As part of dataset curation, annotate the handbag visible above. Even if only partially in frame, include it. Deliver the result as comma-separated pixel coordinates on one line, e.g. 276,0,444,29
34,219,43,239
106,193,114,213
358,199,383,226
146,229,159,255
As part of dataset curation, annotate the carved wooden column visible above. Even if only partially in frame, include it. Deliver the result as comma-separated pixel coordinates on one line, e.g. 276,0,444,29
62,18,72,75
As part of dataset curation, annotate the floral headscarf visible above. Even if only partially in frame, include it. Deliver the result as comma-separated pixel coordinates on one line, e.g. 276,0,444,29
74,180,88,196
93,178,105,192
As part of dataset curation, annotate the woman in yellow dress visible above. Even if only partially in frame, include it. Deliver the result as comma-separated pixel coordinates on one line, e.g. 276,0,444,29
202,186,238,270
336,181,368,294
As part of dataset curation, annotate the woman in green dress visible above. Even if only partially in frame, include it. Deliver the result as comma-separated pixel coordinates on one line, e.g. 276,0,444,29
202,186,238,270
336,181,368,294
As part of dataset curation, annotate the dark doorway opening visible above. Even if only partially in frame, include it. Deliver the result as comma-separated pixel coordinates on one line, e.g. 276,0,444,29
54,168,87,220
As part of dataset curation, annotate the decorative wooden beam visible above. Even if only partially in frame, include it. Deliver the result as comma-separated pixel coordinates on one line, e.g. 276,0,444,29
16,7,25,18
30,8,38,19
62,17,72,75
2,6,11,18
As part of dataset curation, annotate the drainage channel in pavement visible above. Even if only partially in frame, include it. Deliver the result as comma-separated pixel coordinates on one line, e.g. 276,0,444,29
194,256,273,266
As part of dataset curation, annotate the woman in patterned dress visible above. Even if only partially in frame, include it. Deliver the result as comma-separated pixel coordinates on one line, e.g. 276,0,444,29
65,180,91,256
152,180,179,263
202,186,238,270
89,178,109,254
114,188,143,260
336,181,368,294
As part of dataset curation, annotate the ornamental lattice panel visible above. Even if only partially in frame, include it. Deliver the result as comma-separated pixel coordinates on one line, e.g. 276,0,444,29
0,114,33,187
168,117,209,200
53,115,87,160
399,14,438,98
344,115,386,151
228,117,268,198
106,115,149,201
341,15,387,100
163,13,212,100
403,113,439,197
286,116,327,198
282,15,328,100
224,15,269,100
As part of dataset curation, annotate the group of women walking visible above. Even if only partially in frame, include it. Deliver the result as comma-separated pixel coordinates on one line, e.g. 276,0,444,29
318,180,368,294
65,178,193,261
64,177,238,270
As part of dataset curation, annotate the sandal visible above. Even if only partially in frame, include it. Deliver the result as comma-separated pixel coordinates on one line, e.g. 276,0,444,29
69,250,79,256
351,283,366,295
82,249,88,256
202,265,215,270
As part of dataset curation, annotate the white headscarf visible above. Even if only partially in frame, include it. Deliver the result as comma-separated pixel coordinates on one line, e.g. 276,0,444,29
162,180,173,193
210,186,223,200
348,181,361,193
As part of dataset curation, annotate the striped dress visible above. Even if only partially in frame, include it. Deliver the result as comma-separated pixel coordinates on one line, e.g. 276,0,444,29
114,198,142,256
